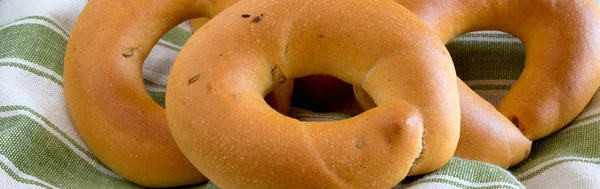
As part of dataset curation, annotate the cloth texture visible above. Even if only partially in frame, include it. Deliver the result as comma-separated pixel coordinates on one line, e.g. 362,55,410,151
1,0,599,188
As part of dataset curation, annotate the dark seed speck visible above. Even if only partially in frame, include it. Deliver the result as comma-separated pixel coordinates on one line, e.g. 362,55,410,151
356,139,365,149
252,14,263,23
188,74,200,85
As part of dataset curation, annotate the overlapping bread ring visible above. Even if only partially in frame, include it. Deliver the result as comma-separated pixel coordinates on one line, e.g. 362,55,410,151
357,0,600,168
166,0,460,187
396,0,600,141
63,0,239,187
356,78,532,168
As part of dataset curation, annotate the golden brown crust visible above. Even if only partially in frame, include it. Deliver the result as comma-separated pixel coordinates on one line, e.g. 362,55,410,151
395,0,600,141
454,80,531,168
64,0,237,187
264,80,295,115
347,0,600,168
191,17,211,33
355,79,532,168
191,13,294,116
166,0,460,187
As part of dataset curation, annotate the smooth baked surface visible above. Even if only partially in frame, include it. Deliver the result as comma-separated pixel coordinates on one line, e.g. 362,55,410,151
355,78,532,168
64,0,236,187
166,0,460,187
395,0,600,141
348,0,600,168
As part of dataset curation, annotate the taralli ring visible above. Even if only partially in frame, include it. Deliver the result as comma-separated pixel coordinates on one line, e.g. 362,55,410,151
357,0,600,168
64,0,237,187
396,0,600,141
166,0,460,187
356,78,532,168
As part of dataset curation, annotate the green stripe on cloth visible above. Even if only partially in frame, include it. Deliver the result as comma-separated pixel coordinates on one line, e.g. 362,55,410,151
0,23,67,76
12,15,70,37
517,158,600,181
144,78,167,108
0,115,137,188
157,41,182,51
0,159,53,189
570,112,600,125
0,106,103,169
459,32,517,39
405,178,519,189
402,158,524,189
161,26,191,47
448,39,525,81
148,91,166,108
143,79,167,88
0,16,185,81
511,120,600,178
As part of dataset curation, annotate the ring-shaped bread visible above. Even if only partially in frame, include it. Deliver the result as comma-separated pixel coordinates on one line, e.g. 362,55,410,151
355,79,532,168
357,0,600,169
64,0,237,187
166,0,460,187
396,0,600,141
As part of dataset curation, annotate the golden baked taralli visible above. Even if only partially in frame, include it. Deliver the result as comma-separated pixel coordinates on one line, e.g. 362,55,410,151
355,79,532,168
166,0,460,187
355,0,600,168
452,80,531,168
64,0,236,187
395,0,600,141
192,16,295,116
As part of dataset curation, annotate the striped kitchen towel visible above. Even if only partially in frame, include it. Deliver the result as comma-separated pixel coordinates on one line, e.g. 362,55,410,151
0,0,599,188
